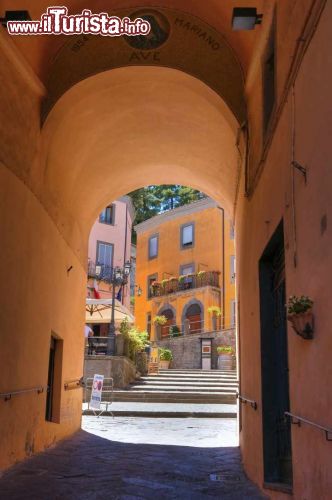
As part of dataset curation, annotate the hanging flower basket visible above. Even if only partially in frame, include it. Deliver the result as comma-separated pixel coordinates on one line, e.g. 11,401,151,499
286,296,314,339
287,310,314,339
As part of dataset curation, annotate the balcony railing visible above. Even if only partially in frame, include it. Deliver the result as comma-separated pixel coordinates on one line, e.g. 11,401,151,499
150,271,220,298
87,261,114,284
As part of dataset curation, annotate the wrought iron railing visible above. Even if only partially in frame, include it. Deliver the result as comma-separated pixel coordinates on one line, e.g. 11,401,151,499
150,271,220,298
87,261,114,283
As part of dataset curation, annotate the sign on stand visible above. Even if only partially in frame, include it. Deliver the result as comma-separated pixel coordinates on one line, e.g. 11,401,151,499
89,374,104,410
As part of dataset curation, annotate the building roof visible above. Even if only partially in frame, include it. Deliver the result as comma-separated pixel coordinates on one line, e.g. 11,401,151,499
134,197,219,234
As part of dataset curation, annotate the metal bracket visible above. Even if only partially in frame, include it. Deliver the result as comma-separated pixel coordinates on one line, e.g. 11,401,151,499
292,161,307,183
326,431,332,442
290,416,302,427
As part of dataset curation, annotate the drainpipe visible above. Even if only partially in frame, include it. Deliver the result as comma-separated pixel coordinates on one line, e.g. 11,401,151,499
217,206,225,329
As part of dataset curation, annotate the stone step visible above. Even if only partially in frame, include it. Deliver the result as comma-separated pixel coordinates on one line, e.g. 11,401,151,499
133,376,238,387
159,369,237,374
112,391,236,404
143,373,237,380
82,402,237,418
128,385,237,393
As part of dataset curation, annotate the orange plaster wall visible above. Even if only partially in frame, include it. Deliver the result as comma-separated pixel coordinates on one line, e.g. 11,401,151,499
237,4,332,498
0,164,85,470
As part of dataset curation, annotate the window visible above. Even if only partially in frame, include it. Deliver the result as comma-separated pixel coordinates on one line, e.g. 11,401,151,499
99,204,115,225
262,19,275,135
146,313,152,337
180,263,194,276
230,255,236,284
45,335,63,423
147,273,158,299
96,241,113,267
181,223,194,248
148,234,158,259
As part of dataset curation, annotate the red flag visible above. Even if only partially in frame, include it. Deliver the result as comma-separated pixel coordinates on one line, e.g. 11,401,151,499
93,279,101,299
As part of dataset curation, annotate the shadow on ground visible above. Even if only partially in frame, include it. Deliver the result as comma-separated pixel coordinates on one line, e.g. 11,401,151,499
0,429,266,500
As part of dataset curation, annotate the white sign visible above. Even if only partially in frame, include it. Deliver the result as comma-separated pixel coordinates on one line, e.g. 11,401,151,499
90,374,104,410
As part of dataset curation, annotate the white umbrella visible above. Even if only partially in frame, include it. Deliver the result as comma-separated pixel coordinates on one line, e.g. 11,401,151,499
85,298,134,324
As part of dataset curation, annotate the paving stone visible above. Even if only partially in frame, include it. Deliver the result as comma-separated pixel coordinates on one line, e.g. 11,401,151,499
0,417,267,500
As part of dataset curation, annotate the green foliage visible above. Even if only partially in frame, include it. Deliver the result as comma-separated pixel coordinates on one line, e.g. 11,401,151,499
169,325,181,337
128,185,206,241
217,345,234,354
120,319,149,361
159,347,173,361
178,275,185,283
153,315,167,325
208,306,222,316
286,295,313,315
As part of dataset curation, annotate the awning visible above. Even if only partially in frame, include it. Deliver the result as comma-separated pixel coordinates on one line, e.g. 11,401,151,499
85,298,134,324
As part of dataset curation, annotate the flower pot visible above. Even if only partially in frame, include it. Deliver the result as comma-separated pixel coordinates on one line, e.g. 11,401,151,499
287,309,314,339
218,353,233,371
159,360,170,369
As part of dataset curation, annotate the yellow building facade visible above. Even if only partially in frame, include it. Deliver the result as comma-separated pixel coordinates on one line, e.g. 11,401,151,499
135,198,236,339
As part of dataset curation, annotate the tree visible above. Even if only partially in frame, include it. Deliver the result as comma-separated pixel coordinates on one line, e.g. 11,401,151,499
128,185,205,228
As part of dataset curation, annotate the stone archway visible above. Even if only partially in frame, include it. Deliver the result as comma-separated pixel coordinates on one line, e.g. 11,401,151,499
158,303,177,338
182,299,204,334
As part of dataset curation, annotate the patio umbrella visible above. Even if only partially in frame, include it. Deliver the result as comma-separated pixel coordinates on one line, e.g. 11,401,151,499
85,298,134,324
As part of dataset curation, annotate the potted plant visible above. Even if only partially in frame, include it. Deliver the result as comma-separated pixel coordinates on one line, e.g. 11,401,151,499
151,281,161,297
217,345,234,370
169,325,181,337
159,347,173,369
178,275,185,290
286,295,314,339
168,277,178,293
153,315,167,339
208,305,222,331
197,270,206,286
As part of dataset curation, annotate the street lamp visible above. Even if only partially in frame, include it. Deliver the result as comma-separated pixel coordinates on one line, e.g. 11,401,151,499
107,262,131,355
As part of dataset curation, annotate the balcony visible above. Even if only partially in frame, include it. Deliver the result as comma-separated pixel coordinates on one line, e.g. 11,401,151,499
87,261,113,284
150,271,220,298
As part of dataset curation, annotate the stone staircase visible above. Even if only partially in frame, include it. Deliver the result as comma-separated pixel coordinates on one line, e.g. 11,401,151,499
113,369,238,405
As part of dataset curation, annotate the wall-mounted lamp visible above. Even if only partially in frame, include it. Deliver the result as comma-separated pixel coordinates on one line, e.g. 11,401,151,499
0,10,31,27
232,8,263,31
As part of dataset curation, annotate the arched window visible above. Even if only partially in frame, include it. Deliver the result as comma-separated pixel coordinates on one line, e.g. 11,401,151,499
185,303,202,334
159,308,175,338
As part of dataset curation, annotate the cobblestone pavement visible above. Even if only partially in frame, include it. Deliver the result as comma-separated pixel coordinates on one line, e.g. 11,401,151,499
0,417,267,500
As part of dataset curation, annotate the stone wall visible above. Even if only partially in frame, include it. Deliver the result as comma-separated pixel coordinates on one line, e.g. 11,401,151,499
83,356,137,389
157,329,236,369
